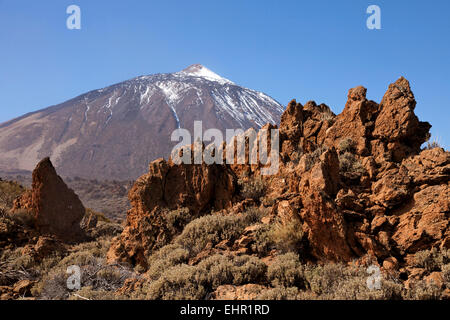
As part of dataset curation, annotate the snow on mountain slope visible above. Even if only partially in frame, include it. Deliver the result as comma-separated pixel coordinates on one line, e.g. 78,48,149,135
178,64,235,85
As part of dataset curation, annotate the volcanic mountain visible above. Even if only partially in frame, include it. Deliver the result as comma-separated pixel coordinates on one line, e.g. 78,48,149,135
0,64,284,180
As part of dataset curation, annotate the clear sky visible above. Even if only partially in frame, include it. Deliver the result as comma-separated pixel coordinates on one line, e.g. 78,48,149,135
1,0,449,148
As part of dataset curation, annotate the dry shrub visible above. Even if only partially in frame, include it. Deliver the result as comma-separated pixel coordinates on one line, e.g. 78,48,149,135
31,236,136,300
67,287,123,300
164,208,191,232
0,179,25,209
403,280,442,300
85,208,110,223
441,264,450,284
176,208,262,256
413,248,450,273
257,286,300,300
7,209,35,228
35,256,137,300
147,244,190,280
251,224,275,256
303,263,403,300
239,176,267,200
423,137,442,150
320,110,335,126
197,254,267,288
89,220,123,238
143,264,206,300
141,254,267,300
268,220,305,254
267,253,305,288
304,146,328,171
339,152,366,176
338,138,356,154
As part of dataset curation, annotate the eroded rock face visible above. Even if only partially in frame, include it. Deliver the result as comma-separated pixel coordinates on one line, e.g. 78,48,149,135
107,158,236,267
373,77,431,162
325,86,379,156
12,157,85,242
270,76,448,264
392,184,449,254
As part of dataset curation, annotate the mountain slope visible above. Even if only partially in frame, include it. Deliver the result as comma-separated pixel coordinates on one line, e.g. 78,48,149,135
0,64,284,180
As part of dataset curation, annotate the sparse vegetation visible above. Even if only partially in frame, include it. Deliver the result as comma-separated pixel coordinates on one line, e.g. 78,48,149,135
267,219,305,254
302,263,404,300
238,175,267,200
0,179,25,210
267,253,305,287
304,146,327,171
423,137,443,150
338,138,356,154
136,254,267,300
339,152,366,176
0,174,132,220
6,208,35,228
320,110,335,126
176,208,262,256
413,248,450,273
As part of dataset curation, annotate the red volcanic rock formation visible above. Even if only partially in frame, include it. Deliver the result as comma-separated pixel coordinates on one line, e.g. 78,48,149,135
109,76,448,271
12,157,85,242
107,158,236,267
271,77,448,263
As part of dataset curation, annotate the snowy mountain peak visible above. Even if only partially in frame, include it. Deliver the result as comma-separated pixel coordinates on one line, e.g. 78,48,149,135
0,65,284,180
178,64,234,85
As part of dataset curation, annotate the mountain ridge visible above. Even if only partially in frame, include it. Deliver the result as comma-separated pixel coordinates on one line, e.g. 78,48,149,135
0,64,284,180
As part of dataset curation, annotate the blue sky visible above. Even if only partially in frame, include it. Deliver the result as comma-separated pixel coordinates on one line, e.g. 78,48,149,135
1,0,449,148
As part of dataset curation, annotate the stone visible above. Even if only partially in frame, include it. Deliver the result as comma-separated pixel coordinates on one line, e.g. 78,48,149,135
12,158,85,242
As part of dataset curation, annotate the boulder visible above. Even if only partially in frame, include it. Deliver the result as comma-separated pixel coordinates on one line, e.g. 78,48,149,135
12,158,85,242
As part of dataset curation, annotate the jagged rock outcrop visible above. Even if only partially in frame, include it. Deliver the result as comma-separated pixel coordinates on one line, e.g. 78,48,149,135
12,157,85,242
107,158,236,267
272,76,448,264
108,76,448,276
325,86,379,156
280,100,335,161
373,77,431,162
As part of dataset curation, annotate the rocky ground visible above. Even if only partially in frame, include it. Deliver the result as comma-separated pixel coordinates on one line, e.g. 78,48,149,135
0,77,449,300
